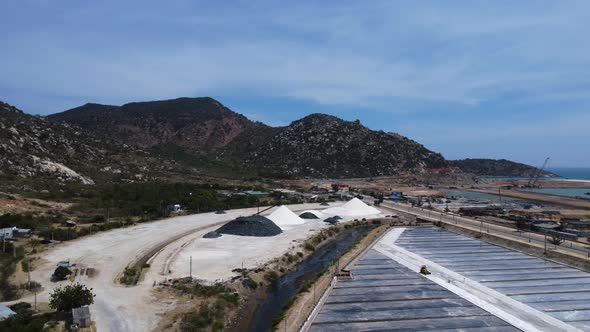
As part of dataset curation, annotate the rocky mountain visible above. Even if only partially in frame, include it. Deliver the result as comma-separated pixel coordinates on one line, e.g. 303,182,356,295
7,97,455,180
0,101,177,185
50,97,267,154
245,114,450,178
450,158,556,177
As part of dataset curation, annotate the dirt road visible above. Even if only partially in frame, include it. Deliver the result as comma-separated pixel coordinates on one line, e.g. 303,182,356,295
5,203,333,332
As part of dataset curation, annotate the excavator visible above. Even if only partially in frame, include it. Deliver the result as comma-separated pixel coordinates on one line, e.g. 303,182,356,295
525,157,550,188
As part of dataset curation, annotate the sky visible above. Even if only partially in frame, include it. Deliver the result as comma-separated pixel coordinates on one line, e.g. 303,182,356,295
1,1,589,167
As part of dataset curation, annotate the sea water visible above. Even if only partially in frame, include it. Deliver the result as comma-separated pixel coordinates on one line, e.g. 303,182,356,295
548,167,590,181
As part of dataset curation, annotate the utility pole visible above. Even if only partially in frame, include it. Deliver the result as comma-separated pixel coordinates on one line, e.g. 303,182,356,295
189,256,192,280
544,234,547,254
2,237,5,252
27,256,31,290
313,283,316,303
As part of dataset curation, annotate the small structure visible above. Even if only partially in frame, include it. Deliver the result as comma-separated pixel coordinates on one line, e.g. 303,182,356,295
57,260,72,268
387,194,403,201
242,190,269,197
0,227,32,240
0,304,16,321
72,306,91,328
65,220,77,228
420,265,431,275
168,204,182,213
0,228,13,240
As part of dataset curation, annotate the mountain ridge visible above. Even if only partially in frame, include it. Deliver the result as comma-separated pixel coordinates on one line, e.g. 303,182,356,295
49,97,452,178
1,97,551,183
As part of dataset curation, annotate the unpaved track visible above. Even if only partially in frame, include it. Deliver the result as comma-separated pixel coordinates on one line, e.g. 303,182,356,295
5,203,330,332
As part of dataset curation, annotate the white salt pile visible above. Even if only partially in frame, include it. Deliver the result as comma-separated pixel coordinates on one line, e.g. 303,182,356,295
323,198,381,217
267,205,306,229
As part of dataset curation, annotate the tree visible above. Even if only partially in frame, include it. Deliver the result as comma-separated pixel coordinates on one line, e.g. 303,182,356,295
49,283,95,312
331,184,339,192
52,266,72,281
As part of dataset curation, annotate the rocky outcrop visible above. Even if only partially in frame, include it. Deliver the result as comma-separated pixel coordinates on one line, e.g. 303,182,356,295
49,97,267,153
246,114,450,178
0,101,168,184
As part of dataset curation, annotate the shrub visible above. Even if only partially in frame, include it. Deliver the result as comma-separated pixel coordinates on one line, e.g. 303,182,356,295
550,235,563,245
52,266,72,281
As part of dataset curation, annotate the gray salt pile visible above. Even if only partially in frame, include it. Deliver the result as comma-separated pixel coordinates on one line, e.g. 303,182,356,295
320,202,330,206
215,215,283,237
300,212,320,219
203,231,222,238
324,216,341,224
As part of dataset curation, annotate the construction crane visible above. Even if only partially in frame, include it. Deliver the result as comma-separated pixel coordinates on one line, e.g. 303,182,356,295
526,157,550,188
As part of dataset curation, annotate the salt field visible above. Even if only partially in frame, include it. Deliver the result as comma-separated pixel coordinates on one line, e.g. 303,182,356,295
308,249,518,331
395,228,590,331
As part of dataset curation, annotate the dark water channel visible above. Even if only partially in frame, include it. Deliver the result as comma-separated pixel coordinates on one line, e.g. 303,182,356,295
248,226,371,332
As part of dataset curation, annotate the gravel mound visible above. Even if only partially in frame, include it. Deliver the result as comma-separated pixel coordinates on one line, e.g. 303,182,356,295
324,216,341,224
215,215,283,237
299,212,320,219
203,231,222,238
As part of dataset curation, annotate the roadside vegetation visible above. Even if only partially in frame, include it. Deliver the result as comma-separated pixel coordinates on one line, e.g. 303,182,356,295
163,278,240,331
0,241,25,301
0,182,265,243
0,283,95,332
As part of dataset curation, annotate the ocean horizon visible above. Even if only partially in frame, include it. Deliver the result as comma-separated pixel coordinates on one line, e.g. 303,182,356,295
547,167,590,181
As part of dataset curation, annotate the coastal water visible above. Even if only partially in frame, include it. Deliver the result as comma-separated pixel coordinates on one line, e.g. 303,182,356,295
548,167,590,181
521,187,590,198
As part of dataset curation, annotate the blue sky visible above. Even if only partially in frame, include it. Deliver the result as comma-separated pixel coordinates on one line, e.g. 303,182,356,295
1,1,589,167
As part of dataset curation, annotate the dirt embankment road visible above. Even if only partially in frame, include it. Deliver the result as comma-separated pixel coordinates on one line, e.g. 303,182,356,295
472,189,590,210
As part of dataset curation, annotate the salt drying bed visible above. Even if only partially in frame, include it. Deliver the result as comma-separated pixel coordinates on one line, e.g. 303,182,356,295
395,228,590,331
308,249,519,331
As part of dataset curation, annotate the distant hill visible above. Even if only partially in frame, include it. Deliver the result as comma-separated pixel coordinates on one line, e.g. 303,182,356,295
246,114,450,178
50,97,268,153
450,158,556,177
48,97,453,178
0,101,178,185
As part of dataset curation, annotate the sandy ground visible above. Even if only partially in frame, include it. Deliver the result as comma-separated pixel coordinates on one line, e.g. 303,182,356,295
155,222,328,283
2,202,352,332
